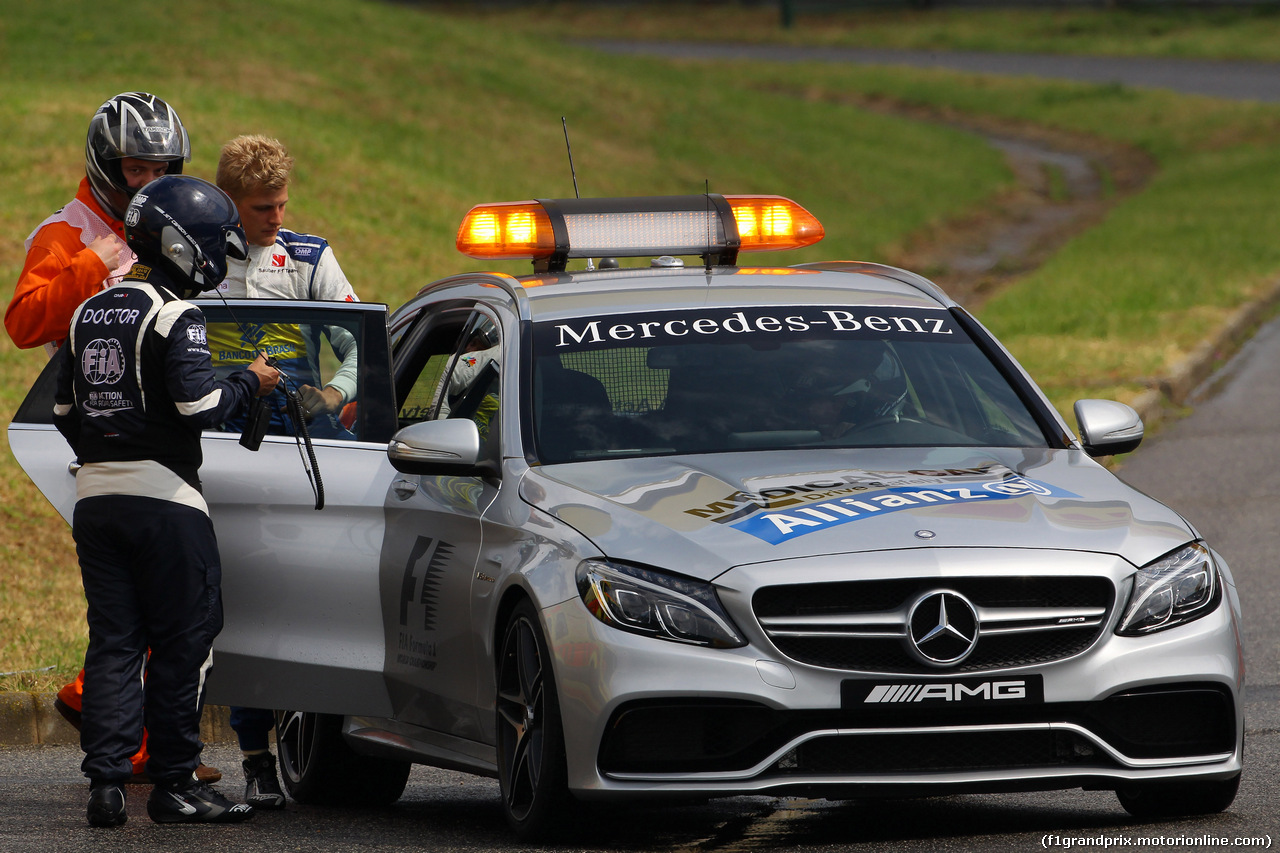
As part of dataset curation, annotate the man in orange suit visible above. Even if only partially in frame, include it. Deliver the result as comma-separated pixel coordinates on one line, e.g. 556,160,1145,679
6,92,218,784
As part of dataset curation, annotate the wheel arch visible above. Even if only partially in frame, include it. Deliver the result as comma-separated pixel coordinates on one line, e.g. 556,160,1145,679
492,583,537,677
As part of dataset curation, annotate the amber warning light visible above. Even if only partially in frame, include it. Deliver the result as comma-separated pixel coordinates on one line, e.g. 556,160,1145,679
456,194,823,272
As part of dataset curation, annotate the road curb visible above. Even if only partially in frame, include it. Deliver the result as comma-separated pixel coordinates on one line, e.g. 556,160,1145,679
0,694,234,746
1127,278,1280,431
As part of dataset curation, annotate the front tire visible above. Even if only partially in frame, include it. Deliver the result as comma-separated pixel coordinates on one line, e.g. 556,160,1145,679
274,710,411,807
1117,773,1241,818
496,599,573,841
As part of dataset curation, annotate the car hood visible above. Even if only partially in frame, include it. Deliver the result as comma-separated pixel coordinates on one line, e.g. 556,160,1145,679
520,447,1194,581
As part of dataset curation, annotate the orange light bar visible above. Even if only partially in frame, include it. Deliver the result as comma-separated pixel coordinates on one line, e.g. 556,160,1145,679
456,201,556,260
725,195,824,252
456,194,823,270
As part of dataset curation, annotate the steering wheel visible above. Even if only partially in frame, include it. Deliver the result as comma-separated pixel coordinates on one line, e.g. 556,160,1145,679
838,414,930,438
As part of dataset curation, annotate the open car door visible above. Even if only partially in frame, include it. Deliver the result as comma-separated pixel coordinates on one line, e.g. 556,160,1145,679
8,299,398,716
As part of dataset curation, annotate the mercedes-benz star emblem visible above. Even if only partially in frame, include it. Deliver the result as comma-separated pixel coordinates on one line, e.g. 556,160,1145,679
907,590,980,666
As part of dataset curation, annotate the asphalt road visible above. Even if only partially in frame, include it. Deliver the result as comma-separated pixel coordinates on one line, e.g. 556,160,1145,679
586,41,1280,102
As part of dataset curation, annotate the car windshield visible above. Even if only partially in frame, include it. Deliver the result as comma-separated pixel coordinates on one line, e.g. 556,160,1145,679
529,304,1048,464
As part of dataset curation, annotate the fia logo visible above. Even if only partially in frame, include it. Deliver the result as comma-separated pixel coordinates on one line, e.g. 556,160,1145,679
81,338,126,385
398,536,454,630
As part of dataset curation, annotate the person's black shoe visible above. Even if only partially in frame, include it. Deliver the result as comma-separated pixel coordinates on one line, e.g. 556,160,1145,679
87,781,127,827
242,752,286,810
146,778,254,824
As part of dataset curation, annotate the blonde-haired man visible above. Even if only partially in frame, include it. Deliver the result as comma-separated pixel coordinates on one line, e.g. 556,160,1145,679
213,134,359,422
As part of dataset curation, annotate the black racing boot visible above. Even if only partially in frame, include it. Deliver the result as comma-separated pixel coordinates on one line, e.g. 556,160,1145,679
242,752,286,810
146,777,254,824
87,781,127,827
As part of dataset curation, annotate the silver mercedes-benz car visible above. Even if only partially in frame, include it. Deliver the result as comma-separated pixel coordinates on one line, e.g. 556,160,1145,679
10,194,1243,840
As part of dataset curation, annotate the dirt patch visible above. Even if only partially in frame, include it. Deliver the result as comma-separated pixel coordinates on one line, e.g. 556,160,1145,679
802,91,1158,310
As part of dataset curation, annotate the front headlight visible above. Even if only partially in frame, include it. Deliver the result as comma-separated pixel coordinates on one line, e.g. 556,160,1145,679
576,560,746,648
1117,542,1221,636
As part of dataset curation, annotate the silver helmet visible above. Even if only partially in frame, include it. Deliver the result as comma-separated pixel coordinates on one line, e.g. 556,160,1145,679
85,92,190,220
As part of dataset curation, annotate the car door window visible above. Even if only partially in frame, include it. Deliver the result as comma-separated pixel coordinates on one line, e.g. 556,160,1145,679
396,310,501,440
200,301,396,444
394,308,471,426
438,315,501,441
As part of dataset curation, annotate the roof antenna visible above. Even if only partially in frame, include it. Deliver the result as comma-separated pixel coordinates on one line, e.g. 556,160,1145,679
562,117,593,270
562,117,580,199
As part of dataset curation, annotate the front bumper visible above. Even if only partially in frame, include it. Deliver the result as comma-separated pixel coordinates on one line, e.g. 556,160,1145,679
544,555,1243,799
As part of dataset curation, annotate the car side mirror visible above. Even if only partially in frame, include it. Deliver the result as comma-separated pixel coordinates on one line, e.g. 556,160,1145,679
387,419,497,477
1074,399,1144,457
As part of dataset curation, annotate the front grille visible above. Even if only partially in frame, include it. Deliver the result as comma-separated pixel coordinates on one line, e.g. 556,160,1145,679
754,576,1114,674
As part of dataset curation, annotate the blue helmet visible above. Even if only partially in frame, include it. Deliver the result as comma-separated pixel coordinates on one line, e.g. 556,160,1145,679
124,176,247,292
